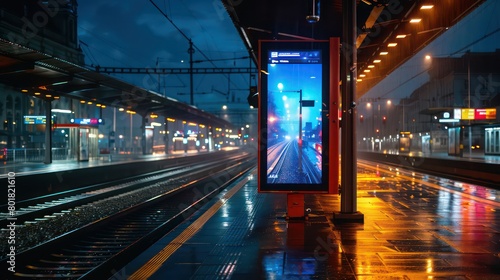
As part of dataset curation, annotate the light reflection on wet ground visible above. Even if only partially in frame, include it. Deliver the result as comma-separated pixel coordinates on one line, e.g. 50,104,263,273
16,152,499,279
145,160,500,279
315,161,500,278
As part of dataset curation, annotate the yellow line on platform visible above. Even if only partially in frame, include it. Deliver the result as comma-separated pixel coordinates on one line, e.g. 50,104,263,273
128,171,253,280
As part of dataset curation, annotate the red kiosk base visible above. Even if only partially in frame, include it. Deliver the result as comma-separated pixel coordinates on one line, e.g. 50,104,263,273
286,193,307,219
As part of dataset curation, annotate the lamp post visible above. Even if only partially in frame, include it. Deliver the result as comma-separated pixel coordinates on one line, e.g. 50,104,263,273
126,110,136,153
466,51,472,158
363,99,391,151
420,98,434,155
130,112,133,153
113,107,116,152
364,102,375,151
376,102,380,151
366,102,373,149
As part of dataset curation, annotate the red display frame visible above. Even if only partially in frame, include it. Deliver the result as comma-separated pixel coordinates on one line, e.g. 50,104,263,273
257,38,339,194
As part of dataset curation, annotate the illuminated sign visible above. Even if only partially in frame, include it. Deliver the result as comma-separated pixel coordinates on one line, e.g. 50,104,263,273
461,108,475,120
70,118,104,125
258,40,337,193
475,108,496,120
439,118,460,123
24,115,47,124
440,111,459,123
454,108,496,120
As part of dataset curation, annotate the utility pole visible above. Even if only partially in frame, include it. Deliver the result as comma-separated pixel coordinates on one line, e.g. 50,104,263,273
188,39,195,105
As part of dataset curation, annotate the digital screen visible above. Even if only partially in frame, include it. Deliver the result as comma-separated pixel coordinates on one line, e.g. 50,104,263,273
475,108,496,120
461,109,475,120
24,115,47,124
454,108,496,120
71,118,104,125
258,40,330,193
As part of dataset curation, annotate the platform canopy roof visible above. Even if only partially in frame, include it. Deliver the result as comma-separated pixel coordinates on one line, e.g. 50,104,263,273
0,38,233,128
222,0,485,98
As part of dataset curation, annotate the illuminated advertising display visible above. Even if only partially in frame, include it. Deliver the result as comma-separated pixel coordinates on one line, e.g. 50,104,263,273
70,118,104,125
79,128,89,161
24,115,47,125
461,108,475,120
144,126,154,154
453,108,496,120
475,108,496,120
258,40,335,193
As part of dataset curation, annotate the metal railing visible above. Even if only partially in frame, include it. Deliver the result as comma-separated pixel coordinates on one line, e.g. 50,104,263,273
1,148,145,163
2,148,72,163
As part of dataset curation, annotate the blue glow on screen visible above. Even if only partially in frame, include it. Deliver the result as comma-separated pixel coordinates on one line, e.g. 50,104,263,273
266,50,323,184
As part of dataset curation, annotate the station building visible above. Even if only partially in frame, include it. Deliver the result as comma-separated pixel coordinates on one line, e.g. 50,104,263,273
359,51,500,156
0,1,234,162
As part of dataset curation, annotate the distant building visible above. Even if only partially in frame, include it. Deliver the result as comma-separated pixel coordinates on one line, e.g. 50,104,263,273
0,1,88,150
0,1,233,158
361,51,500,155
0,0,83,64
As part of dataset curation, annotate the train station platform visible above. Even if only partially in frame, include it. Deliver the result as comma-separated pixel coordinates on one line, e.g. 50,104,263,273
1,149,497,180
117,167,500,279
370,150,500,165
0,149,219,178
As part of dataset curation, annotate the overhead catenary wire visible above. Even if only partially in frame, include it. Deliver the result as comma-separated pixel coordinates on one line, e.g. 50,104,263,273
79,40,99,67
150,0,235,105
148,0,216,68
148,0,253,105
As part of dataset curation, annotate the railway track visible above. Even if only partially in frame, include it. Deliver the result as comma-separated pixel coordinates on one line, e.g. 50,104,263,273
0,152,247,226
2,153,255,279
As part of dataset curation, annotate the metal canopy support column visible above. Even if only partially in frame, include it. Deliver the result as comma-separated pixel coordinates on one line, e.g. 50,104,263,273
206,125,211,152
44,100,52,164
141,115,147,155
183,122,189,153
164,120,169,154
333,0,364,223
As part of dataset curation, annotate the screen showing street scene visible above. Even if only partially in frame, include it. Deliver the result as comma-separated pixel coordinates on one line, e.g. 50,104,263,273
266,50,323,184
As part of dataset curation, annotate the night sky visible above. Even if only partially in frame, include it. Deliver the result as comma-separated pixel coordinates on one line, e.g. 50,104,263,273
76,0,500,113
77,0,251,110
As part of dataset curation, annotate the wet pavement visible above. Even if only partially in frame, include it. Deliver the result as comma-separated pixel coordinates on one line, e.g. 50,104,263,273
122,162,500,279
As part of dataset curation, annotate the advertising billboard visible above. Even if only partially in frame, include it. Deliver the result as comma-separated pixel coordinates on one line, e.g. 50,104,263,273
454,108,497,120
258,40,336,193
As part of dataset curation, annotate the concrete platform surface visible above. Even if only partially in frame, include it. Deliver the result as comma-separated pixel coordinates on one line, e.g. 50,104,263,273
119,165,500,279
